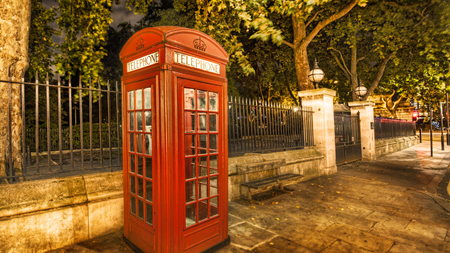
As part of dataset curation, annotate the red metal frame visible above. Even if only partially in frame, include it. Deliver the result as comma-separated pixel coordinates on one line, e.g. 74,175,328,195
120,27,229,253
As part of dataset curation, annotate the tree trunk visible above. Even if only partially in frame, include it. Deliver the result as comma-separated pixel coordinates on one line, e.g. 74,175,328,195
0,0,31,182
292,16,314,91
351,45,358,101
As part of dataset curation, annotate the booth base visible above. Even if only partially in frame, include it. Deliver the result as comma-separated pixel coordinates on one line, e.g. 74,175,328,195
122,235,230,253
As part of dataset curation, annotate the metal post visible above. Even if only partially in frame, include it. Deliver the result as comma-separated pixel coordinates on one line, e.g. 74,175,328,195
446,81,449,145
441,103,445,150
419,128,422,143
430,108,433,157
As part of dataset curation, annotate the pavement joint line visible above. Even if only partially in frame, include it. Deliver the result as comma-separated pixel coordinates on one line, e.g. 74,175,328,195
228,220,246,228
404,219,413,229
249,235,279,251
229,242,253,251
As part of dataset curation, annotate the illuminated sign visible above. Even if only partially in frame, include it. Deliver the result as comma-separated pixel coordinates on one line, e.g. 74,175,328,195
174,52,220,74
127,52,159,72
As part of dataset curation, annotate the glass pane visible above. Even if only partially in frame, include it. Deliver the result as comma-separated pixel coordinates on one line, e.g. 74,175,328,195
185,112,195,133
129,112,134,131
129,154,135,173
185,135,196,156
210,197,218,217
209,114,217,132
137,156,143,176
210,176,218,196
184,88,195,110
128,91,134,110
198,113,207,132
145,134,152,156
138,199,144,220
145,157,152,179
130,196,136,215
138,177,143,197
197,90,207,111
145,111,152,132
146,180,153,202
137,134,143,154
199,178,208,199
185,180,196,203
137,112,143,131
209,92,218,112
198,156,208,177
129,133,134,152
199,200,208,222
210,155,218,175
186,203,197,227
146,203,153,225
209,134,218,154
136,89,142,110
130,175,135,194
144,88,151,109
199,134,207,154
185,157,196,180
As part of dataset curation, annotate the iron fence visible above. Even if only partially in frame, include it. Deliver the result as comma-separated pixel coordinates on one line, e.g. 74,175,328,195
0,72,122,184
228,96,314,156
374,117,416,139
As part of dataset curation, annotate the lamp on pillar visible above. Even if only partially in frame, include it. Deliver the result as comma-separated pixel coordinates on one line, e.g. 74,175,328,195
308,58,325,89
355,79,368,101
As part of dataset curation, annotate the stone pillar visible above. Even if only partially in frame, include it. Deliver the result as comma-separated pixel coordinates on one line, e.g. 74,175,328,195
298,88,336,175
348,101,376,161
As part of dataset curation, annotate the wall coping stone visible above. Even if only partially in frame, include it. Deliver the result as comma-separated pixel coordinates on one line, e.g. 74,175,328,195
298,88,336,98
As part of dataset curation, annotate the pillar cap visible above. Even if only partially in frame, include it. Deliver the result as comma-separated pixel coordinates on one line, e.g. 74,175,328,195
348,101,375,107
298,88,336,98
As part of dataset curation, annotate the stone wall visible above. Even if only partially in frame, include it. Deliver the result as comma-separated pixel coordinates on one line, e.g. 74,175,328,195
375,136,419,158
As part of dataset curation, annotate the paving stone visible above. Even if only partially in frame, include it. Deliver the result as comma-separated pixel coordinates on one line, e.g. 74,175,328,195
387,243,440,253
324,223,394,252
405,220,447,241
228,222,275,248
253,236,314,253
215,244,252,253
321,240,373,253
77,233,134,253
365,212,410,230
311,207,376,231
446,230,450,242
228,214,243,227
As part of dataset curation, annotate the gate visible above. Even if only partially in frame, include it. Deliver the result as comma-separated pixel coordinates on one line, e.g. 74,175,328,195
334,112,361,165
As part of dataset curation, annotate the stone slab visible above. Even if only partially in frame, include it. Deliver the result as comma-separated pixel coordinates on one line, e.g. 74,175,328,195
228,222,275,248
405,220,447,241
321,240,374,253
253,236,314,253
88,197,124,238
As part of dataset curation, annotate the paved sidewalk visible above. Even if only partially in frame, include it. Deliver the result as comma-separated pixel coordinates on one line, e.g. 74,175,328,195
48,142,450,253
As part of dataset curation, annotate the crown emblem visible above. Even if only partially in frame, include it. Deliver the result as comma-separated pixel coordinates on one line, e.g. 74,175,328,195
136,37,145,51
193,37,207,52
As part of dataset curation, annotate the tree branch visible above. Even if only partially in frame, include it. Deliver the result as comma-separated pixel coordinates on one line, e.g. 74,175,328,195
282,40,294,49
300,0,359,48
362,53,395,101
329,48,351,77
305,10,324,28
284,71,299,105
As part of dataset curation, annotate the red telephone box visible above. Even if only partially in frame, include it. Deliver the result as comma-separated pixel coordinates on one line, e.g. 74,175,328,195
119,27,229,253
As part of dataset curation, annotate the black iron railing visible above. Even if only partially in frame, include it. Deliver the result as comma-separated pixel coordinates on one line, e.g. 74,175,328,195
335,112,361,146
228,96,314,156
374,117,416,140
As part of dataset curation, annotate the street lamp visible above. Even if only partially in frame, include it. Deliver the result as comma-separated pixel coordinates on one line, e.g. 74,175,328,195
308,58,325,89
355,79,368,101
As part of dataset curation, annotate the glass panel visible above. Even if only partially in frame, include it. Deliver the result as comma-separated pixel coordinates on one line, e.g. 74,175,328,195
185,157,196,180
184,88,195,110
145,134,152,156
137,112,143,131
146,203,153,225
199,178,208,199
138,177,143,197
144,88,151,109
130,196,136,215
185,112,195,133
145,157,152,179
185,135,195,156
146,180,153,202
185,180,196,203
137,156,143,175
186,203,197,227
209,92,218,112
209,114,217,132
129,133,134,152
136,89,142,110
210,197,218,217
129,154,135,173
130,175,135,194
209,134,218,154
210,176,218,196
199,134,207,154
129,112,134,131
198,200,208,222
137,134,143,154
198,156,208,177
128,91,134,110
138,199,144,220
209,155,218,175
145,111,152,132
198,113,207,132
197,90,207,111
